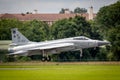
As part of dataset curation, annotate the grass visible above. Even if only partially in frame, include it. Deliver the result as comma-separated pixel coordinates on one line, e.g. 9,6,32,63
0,62,120,80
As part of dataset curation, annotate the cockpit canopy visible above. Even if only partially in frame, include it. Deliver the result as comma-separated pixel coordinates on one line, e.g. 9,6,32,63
73,36,91,40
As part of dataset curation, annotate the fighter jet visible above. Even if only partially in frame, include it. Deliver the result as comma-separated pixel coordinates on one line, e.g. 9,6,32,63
8,28,110,61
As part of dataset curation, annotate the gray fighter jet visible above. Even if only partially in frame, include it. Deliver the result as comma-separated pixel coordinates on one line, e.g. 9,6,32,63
8,28,110,61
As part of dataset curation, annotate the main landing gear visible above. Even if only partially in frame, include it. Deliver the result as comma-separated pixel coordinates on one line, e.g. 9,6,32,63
41,50,51,61
41,56,51,61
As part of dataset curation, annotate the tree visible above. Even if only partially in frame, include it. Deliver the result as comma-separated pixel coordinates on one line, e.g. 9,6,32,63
74,7,87,13
59,8,65,14
59,8,73,14
59,7,87,14
88,20,102,40
0,19,49,42
22,20,49,42
96,1,120,60
51,19,77,39
51,16,92,39
0,50,8,62
107,26,120,60
96,1,120,31
0,19,23,40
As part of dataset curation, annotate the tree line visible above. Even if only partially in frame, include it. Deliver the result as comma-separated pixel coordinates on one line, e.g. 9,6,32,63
0,1,120,62
59,7,87,14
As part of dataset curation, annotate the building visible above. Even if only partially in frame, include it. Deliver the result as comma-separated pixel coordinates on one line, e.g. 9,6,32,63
0,7,96,25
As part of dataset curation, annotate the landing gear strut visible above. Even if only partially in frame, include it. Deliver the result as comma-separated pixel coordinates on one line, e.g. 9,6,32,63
46,56,51,61
80,49,82,58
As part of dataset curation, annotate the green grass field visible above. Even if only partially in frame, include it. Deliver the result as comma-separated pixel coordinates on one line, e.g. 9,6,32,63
0,62,120,80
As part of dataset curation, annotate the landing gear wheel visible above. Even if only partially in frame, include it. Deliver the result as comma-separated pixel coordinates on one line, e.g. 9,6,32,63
41,57,46,62
41,56,51,62
47,56,51,61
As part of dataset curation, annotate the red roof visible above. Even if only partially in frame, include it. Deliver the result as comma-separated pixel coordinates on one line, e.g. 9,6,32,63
0,13,90,21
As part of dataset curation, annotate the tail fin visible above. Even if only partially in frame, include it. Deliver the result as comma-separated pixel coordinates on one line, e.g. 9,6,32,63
10,28,30,46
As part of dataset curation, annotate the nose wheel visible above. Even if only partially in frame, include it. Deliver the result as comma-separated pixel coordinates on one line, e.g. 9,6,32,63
41,56,46,61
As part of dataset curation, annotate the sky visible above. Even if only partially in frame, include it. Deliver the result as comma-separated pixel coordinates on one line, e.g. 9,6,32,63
0,0,118,14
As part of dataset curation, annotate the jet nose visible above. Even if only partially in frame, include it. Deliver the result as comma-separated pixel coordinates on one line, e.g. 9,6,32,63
97,41,110,46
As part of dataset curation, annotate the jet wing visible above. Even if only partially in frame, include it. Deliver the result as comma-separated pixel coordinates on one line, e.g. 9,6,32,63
28,43,74,51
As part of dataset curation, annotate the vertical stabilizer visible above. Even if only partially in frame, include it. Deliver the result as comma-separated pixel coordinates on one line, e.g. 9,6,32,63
11,28,30,46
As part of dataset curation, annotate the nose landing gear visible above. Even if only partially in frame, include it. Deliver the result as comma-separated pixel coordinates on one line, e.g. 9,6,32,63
80,49,82,58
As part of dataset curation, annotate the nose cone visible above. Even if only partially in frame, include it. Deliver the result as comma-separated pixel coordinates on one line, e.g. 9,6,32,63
97,41,110,46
